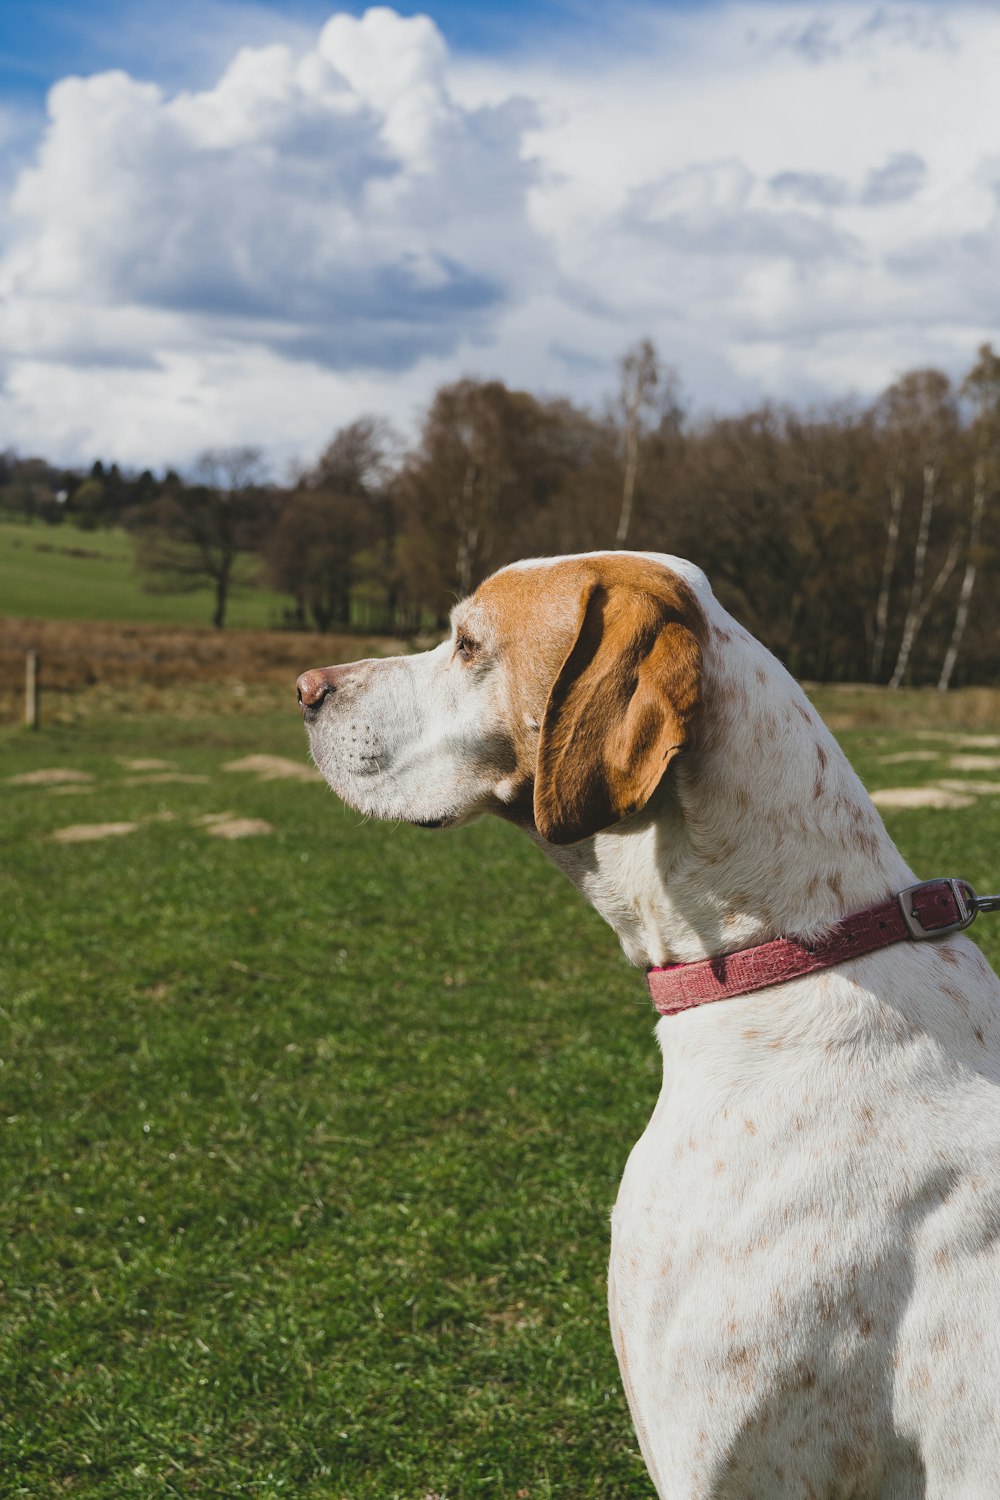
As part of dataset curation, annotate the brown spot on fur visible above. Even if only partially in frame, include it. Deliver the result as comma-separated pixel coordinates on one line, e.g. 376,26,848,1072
744,1119,757,1135
941,982,969,1014
725,1346,754,1389
974,1027,986,1046
939,944,960,967
826,870,845,904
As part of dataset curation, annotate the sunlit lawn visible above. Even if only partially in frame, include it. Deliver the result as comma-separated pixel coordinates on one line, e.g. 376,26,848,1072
1,698,998,1497
0,520,288,629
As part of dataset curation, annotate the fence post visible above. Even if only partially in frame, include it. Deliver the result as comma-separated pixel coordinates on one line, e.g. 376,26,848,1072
25,650,39,730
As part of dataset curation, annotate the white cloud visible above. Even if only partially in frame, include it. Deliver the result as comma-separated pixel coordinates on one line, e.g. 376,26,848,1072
1,2,1000,467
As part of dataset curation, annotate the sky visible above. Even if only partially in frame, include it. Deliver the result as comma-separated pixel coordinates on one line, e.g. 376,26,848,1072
0,0,999,472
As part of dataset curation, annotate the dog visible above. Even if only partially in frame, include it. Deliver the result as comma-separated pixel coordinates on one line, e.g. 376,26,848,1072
297,551,1000,1499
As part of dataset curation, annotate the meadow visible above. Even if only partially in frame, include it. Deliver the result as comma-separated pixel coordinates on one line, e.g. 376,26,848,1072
0,521,289,630
1,631,999,1497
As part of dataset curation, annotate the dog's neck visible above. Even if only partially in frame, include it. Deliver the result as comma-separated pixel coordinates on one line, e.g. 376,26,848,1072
538,610,913,972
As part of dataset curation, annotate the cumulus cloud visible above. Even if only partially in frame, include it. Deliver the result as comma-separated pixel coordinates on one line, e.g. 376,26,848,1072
769,171,850,207
2,10,541,382
0,1,999,466
861,150,927,206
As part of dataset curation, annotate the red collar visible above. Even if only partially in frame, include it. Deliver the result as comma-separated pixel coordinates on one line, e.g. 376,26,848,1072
647,878,998,1017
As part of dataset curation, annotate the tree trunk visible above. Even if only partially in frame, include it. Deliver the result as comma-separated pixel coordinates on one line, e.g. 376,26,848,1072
613,338,659,548
454,457,480,596
938,461,988,690
888,531,961,688
871,468,904,680
614,417,639,547
887,463,937,688
212,549,235,629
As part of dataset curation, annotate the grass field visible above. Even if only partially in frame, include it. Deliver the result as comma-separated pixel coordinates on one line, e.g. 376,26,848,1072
2,687,999,1498
0,520,290,629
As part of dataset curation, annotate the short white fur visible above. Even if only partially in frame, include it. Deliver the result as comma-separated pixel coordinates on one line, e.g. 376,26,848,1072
301,552,1000,1499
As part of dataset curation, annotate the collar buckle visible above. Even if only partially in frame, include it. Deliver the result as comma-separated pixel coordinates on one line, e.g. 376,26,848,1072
898,878,978,939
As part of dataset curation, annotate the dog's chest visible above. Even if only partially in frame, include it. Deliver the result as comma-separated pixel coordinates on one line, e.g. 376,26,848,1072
608,1062,962,1496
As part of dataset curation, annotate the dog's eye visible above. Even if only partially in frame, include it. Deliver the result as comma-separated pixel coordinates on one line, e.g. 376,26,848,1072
455,633,478,661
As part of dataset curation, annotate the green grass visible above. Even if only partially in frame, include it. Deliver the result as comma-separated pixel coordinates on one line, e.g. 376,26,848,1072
0,520,289,628
1,705,998,1498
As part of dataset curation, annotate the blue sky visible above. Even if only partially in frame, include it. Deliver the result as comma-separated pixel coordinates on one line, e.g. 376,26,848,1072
0,0,998,468
0,0,687,104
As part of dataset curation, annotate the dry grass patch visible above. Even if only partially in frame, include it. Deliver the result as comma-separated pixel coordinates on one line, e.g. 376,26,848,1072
50,820,141,842
8,767,94,785
870,787,977,810
222,754,318,782
121,773,210,785
810,684,1000,731
203,817,274,839
0,615,409,725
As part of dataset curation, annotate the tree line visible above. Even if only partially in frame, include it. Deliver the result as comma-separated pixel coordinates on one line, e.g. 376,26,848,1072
1,341,998,688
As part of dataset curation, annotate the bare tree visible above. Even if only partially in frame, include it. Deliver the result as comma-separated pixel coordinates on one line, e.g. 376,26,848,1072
307,416,400,495
876,373,959,687
193,446,266,496
870,455,905,681
613,339,680,547
265,418,400,631
403,380,525,599
127,446,269,629
938,344,1000,690
265,488,373,631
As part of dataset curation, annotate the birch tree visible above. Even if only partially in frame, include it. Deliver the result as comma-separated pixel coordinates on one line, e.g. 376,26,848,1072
937,344,1000,690
875,372,959,687
870,453,905,681
612,339,681,547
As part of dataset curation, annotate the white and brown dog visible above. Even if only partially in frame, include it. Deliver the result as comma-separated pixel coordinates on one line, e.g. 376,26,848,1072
297,552,1000,1499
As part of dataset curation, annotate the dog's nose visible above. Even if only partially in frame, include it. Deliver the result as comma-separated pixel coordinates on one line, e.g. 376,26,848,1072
296,668,338,713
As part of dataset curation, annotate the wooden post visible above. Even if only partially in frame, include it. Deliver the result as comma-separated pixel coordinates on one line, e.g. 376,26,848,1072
25,650,39,730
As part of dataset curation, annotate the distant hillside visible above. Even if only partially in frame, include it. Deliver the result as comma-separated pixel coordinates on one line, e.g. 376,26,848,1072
0,520,289,628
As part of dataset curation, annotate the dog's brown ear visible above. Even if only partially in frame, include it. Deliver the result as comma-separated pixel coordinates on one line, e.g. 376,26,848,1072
533,560,702,845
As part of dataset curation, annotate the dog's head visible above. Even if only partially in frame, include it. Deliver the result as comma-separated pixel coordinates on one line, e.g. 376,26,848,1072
298,553,705,845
